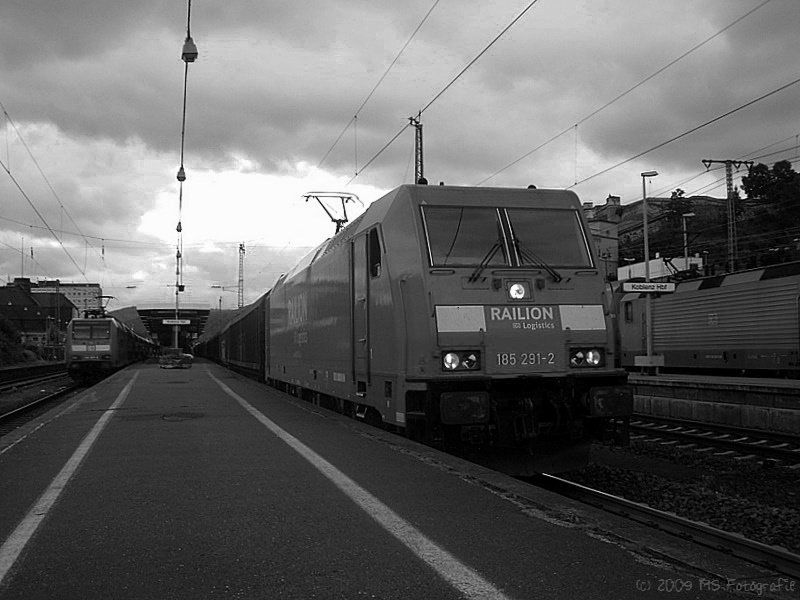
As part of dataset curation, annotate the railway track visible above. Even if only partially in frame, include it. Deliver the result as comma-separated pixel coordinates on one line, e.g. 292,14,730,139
0,375,80,435
532,473,800,580
0,372,70,394
0,362,66,385
627,415,800,466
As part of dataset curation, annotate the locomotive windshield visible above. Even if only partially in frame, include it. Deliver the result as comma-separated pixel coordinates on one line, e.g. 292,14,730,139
506,208,592,268
422,207,509,267
72,322,111,339
421,206,592,268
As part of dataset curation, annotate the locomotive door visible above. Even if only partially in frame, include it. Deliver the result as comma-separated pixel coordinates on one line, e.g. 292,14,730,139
352,234,370,395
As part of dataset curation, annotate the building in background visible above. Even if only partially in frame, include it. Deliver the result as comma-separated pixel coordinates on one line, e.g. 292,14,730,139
583,195,623,281
32,281,102,316
0,278,78,358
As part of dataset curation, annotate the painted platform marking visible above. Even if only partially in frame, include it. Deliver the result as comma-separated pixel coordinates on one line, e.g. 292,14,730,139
206,368,515,600
0,373,139,587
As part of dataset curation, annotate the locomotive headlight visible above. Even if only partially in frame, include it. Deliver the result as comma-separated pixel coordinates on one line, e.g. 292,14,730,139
442,351,481,371
570,348,604,367
507,281,530,300
443,352,460,370
585,349,602,366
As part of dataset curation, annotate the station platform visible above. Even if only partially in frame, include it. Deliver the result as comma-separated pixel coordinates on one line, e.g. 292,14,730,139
1,361,794,599
629,373,800,435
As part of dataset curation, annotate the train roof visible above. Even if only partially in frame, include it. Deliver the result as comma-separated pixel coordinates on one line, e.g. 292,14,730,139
620,260,800,301
195,292,268,343
280,184,583,280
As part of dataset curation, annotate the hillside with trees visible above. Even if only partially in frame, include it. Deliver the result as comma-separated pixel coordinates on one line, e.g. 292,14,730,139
618,160,800,276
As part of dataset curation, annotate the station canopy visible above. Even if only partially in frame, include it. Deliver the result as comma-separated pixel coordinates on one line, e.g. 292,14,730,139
130,307,209,350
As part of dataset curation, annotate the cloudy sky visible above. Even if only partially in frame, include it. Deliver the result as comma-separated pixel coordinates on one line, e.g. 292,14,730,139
1,0,798,310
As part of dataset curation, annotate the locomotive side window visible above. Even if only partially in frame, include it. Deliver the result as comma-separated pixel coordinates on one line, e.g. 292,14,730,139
368,228,381,278
506,208,593,268
421,207,508,267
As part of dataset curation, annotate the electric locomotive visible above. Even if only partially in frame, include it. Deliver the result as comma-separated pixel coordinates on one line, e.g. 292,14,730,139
617,261,800,376
66,315,153,381
265,184,632,474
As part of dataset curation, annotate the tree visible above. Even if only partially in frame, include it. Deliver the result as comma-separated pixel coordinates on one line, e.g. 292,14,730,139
742,160,800,209
740,160,800,265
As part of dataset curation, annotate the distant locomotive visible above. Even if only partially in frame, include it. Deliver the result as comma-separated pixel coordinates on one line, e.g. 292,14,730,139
196,184,633,474
617,261,800,376
66,315,154,381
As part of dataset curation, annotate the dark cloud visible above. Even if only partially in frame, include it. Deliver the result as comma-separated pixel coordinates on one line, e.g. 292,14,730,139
1,0,798,306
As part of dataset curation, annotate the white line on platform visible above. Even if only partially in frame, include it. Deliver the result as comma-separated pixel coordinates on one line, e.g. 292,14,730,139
207,369,515,600
0,373,139,587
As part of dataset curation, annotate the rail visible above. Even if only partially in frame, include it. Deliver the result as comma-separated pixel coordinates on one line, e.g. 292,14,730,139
532,473,800,580
0,377,78,427
628,415,800,465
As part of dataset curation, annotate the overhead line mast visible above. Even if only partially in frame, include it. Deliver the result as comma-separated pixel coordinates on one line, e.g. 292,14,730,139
237,243,245,309
701,159,753,272
409,114,424,184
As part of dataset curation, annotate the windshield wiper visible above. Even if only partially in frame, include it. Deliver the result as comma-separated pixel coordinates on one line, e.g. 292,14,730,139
468,241,503,283
514,241,563,283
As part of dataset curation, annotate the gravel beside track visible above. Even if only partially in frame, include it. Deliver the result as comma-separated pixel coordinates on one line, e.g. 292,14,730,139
0,375,79,436
563,441,800,555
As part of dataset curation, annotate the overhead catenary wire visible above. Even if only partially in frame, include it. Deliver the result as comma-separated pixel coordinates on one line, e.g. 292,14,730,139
646,131,799,199
0,152,89,281
0,239,54,280
175,0,198,308
476,0,774,186
348,0,543,184
568,75,800,189
317,0,441,171
0,102,98,281
0,101,98,255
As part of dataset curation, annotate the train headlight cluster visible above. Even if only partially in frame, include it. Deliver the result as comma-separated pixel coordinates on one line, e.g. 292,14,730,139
507,281,530,300
569,348,604,368
442,351,480,371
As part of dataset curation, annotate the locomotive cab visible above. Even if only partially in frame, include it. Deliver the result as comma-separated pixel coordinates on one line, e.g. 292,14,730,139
394,186,632,471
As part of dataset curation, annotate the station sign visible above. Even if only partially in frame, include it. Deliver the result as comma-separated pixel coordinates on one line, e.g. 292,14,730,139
622,282,676,293
162,319,191,325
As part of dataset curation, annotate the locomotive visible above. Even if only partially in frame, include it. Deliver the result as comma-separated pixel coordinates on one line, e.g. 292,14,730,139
617,261,800,376
66,315,154,381
196,184,633,474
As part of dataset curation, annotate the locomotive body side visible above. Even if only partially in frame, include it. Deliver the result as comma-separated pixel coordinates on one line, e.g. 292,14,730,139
269,187,438,418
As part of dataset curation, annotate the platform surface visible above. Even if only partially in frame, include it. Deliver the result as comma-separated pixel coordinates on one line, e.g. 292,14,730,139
1,361,794,599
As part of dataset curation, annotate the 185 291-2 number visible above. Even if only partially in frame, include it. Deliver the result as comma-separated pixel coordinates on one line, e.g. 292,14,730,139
495,352,555,366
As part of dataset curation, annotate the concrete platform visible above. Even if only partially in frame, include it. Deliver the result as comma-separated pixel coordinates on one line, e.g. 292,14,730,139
1,361,795,599
629,374,800,434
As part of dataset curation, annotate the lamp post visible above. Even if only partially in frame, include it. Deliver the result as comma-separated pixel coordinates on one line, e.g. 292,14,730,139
641,170,658,371
681,212,696,271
